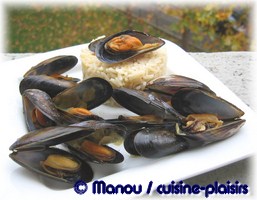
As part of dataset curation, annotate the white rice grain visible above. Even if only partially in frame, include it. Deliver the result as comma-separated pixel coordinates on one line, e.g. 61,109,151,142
80,45,167,91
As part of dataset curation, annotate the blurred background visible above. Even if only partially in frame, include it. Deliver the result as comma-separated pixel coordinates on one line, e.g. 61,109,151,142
4,2,252,53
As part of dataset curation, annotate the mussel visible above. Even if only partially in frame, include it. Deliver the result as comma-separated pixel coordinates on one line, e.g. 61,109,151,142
171,89,244,120
23,55,78,77
22,89,63,131
20,75,77,98
67,138,124,164
146,75,244,120
10,120,125,161
9,125,95,151
20,55,79,98
177,115,246,148
92,30,165,64
146,74,215,97
125,127,188,158
67,120,125,164
10,147,93,186
123,116,245,158
9,120,126,186
22,77,113,131
112,88,184,121
53,77,113,111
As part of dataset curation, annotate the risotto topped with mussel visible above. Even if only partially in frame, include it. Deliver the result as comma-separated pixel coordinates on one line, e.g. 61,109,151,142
80,30,167,91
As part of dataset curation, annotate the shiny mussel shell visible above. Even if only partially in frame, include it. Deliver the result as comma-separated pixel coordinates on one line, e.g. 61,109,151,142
146,74,214,96
9,147,93,186
24,55,78,77
131,127,188,158
20,75,77,98
53,77,113,111
9,125,95,151
94,30,165,64
9,120,124,151
172,89,244,120
22,89,63,131
112,88,183,121
123,129,141,156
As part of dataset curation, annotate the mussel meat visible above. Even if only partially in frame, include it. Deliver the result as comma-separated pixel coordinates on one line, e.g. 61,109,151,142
67,138,124,164
67,120,125,164
93,30,165,64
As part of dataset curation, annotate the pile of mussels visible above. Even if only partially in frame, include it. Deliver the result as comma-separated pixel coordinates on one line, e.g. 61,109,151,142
9,30,245,187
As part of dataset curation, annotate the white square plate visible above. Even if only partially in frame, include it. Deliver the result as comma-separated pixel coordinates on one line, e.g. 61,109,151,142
0,40,255,199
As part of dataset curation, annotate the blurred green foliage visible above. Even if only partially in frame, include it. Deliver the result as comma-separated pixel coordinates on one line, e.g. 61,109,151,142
6,4,251,53
6,5,175,52
162,4,251,51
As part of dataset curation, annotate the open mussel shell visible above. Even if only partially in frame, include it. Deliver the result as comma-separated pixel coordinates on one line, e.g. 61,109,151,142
67,120,125,164
66,138,124,164
20,75,77,98
9,147,93,186
177,119,246,148
95,30,165,64
9,126,95,151
10,120,125,152
172,89,244,120
112,88,183,121
131,127,188,158
24,55,78,77
53,77,113,111
22,89,63,131
146,74,214,96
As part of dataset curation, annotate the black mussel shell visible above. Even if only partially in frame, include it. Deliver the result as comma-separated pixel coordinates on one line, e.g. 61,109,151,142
10,120,125,151
172,89,244,120
9,126,95,151
123,129,141,156
20,75,77,98
22,89,63,131
133,127,188,158
9,147,93,186
112,88,183,121
146,74,214,96
24,55,78,77
53,77,113,111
